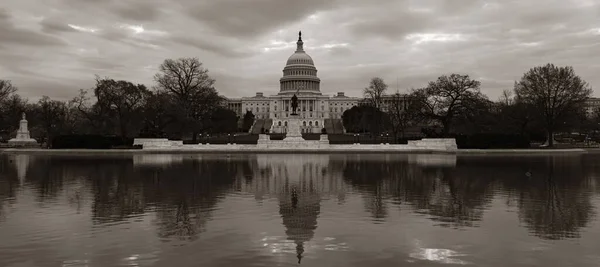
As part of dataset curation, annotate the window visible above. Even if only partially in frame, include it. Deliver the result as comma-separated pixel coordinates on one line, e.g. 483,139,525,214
303,121,306,126
285,121,288,126
278,121,282,126
256,107,259,112
315,121,319,126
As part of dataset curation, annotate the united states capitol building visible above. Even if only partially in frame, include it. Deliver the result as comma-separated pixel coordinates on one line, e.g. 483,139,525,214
224,32,362,134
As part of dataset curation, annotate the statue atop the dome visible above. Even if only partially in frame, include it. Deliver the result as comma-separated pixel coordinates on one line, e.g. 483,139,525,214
291,94,298,115
299,31,302,40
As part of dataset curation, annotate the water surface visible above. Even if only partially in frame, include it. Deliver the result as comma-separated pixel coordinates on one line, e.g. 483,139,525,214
1,153,599,266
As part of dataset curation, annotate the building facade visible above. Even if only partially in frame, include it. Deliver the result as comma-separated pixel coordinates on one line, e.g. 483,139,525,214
225,32,361,134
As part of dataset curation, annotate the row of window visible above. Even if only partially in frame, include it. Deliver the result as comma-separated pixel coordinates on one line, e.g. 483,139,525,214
284,69,316,76
331,102,354,106
243,107,350,114
276,121,320,127
331,107,349,113
242,102,355,113
274,113,322,118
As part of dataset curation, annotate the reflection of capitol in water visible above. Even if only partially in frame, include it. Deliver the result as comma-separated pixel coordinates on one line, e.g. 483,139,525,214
253,154,339,263
242,154,349,197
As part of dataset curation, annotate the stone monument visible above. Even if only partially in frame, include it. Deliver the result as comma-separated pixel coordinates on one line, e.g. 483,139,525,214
283,93,304,142
8,112,39,147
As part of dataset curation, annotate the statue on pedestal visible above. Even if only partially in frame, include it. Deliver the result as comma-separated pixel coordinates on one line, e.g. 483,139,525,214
291,84,304,116
291,94,298,115
8,111,39,147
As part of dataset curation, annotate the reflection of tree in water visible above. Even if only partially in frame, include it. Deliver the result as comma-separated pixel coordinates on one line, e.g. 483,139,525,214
339,156,394,220
340,154,494,228
495,156,595,240
19,156,140,218
130,158,245,241
16,155,70,204
409,167,495,228
581,154,600,195
0,156,21,221
1,154,247,242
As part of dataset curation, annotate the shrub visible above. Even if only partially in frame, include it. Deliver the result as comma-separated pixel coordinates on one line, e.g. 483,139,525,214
455,134,530,149
52,135,134,149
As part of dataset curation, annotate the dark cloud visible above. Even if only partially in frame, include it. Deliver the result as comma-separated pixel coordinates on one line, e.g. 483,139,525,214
171,36,253,58
0,9,66,48
327,46,352,57
12,76,92,101
111,1,162,22
346,12,435,41
78,57,125,71
186,0,339,39
0,52,40,77
98,27,129,41
39,17,76,33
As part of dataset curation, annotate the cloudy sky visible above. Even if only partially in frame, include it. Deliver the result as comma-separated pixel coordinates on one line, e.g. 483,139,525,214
1,0,599,101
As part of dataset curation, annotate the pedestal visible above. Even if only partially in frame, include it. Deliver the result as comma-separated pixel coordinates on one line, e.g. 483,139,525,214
319,134,329,145
283,114,304,142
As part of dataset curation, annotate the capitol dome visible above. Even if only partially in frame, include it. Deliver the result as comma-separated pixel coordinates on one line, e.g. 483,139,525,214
279,31,321,95
286,50,314,66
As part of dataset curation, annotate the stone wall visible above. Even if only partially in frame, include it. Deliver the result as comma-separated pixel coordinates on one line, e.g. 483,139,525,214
134,137,458,152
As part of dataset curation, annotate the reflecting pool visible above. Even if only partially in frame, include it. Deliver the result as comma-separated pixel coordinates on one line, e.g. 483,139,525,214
1,153,599,266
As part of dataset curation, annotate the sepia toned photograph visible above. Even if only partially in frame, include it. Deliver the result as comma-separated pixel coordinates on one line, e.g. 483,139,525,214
1,0,600,266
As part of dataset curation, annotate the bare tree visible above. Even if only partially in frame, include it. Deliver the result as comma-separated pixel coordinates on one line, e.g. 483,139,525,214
387,92,422,141
514,64,592,147
499,89,514,106
34,96,67,147
412,74,483,136
70,89,98,131
154,58,223,141
363,77,388,109
93,76,149,138
140,91,175,137
0,80,17,103
0,94,28,136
